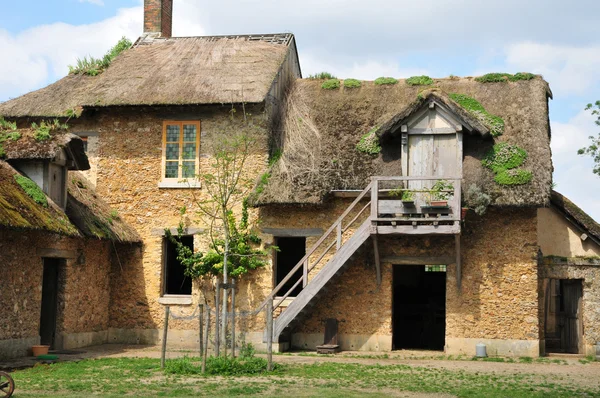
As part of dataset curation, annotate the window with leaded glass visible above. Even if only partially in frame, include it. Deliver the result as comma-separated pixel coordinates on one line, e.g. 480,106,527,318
161,121,200,180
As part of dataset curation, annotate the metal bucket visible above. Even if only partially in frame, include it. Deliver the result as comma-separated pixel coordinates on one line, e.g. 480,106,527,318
476,343,487,358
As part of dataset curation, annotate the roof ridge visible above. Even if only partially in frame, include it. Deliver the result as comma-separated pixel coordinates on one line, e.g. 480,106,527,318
134,32,294,47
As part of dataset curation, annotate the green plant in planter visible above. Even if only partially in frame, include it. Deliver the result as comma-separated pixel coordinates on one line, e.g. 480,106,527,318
401,190,415,202
429,180,454,204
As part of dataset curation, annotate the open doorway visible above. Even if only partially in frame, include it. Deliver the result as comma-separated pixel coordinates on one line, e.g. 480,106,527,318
392,264,446,350
544,279,583,354
274,237,306,297
40,258,63,348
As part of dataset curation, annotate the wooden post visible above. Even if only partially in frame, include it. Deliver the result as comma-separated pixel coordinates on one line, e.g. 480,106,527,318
372,235,381,286
201,306,210,374
198,304,203,358
266,298,273,371
160,305,170,369
336,223,342,250
231,279,236,358
455,234,462,289
215,283,220,356
302,260,308,288
370,179,379,219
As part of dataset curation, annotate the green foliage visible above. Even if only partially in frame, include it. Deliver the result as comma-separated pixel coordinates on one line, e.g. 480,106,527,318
164,355,276,376
0,116,17,131
482,143,532,186
167,199,269,279
31,119,68,142
482,143,528,173
307,72,337,80
465,184,491,215
356,127,381,155
14,174,48,207
239,342,256,359
69,37,132,76
430,180,454,201
374,77,398,85
475,72,536,83
449,93,505,137
0,118,22,158
343,78,361,88
578,100,600,176
389,189,414,201
494,169,533,185
321,79,341,90
406,75,434,86
5,132,21,141
65,106,83,119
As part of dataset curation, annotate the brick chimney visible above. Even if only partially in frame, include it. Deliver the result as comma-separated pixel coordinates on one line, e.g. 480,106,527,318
144,0,173,38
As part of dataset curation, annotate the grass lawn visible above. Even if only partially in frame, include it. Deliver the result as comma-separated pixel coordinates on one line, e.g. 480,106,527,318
8,356,600,397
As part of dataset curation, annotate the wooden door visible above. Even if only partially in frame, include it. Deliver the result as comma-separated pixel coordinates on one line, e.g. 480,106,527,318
40,258,61,348
561,280,582,354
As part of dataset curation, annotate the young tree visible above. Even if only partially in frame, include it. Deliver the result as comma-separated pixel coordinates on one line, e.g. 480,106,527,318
578,100,600,176
167,130,270,356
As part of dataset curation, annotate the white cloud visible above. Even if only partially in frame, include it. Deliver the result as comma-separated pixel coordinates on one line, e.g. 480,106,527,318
79,0,105,6
300,53,427,80
505,42,600,96
551,111,600,220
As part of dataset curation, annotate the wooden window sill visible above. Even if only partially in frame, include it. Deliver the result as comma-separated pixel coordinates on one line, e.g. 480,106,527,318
158,180,201,189
158,295,193,305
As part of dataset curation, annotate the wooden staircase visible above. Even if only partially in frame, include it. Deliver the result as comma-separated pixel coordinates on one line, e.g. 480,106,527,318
257,176,462,343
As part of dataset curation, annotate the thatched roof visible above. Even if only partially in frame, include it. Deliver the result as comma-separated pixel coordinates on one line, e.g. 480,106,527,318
66,172,141,243
0,161,80,236
0,34,295,117
3,130,89,170
551,190,600,244
251,76,552,207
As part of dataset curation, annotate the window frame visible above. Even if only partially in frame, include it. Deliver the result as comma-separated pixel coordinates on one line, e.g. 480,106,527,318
160,120,201,184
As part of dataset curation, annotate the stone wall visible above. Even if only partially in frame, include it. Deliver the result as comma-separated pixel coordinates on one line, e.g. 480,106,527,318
0,229,116,358
68,105,272,343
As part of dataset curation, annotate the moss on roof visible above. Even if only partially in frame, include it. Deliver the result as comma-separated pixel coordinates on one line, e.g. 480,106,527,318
0,161,79,235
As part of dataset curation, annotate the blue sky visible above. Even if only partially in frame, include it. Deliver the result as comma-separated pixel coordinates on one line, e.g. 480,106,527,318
1,0,599,219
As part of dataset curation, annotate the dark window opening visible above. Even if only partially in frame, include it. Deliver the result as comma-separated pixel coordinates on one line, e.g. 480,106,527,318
80,136,88,153
163,235,193,295
275,237,306,297
393,264,446,350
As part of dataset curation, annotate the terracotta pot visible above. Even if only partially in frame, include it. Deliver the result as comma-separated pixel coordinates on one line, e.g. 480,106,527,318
429,200,448,207
461,208,468,220
32,345,50,356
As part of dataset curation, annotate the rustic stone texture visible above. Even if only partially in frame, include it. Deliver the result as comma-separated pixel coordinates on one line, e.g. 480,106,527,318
540,263,600,355
0,228,117,357
68,105,272,335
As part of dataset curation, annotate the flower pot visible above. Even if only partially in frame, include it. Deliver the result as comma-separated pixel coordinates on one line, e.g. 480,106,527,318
461,207,468,220
32,345,50,357
401,200,415,206
429,200,448,207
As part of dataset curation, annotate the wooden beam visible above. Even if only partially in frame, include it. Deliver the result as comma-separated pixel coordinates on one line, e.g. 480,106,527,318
381,255,455,265
377,225,461,235
261,228,324,237
37,248,78,259
372,235,381,286
407,127,458,135
455,234,462,289
151,227,205,236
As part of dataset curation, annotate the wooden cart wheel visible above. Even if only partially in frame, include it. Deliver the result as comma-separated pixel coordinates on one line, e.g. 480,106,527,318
0,371,14,398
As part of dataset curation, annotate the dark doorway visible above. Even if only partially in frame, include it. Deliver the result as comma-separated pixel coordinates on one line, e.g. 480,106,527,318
274,237,306,297
544,279,583,354
40,258,62,348
163,235,193,295
392,264,446,350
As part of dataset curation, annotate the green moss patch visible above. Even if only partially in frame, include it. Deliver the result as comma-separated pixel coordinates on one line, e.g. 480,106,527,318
321,79,341,90
482,143,532,186
482,143,527,173
494,169,533,185
343,78,362,88
14,174,48,207
0,118,22,159
356,127,381,155
374,77,398,85
449,93,504,137
308,72,337,80
406,75,434,86
475,72,536,83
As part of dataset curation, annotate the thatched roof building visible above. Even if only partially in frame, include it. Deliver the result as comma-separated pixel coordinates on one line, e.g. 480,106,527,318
0,34,297,117
252,77,553,207
551,190,600,244
0,161,79,235
2,129,90,170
